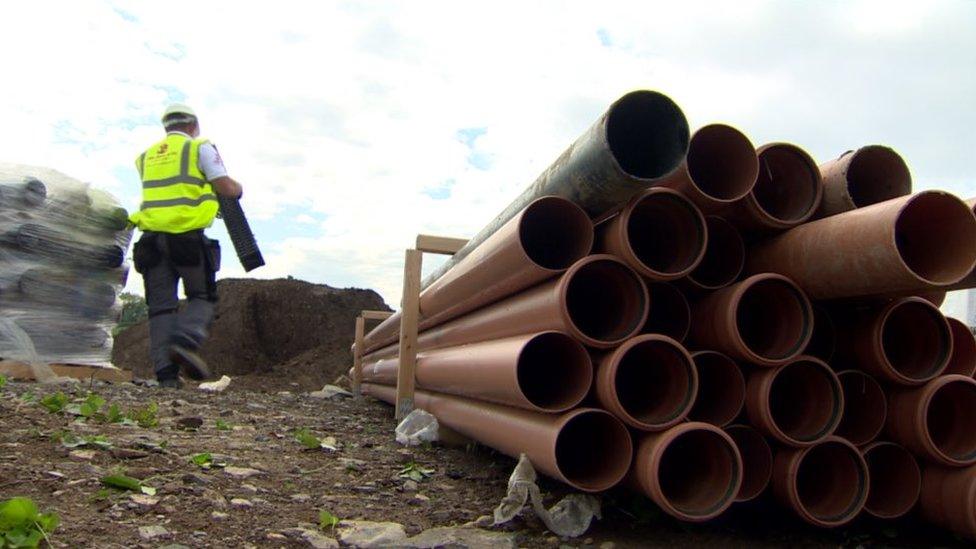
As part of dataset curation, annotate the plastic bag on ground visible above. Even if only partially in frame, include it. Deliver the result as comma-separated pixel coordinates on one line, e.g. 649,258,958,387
473,453,601,538
395,409,440,446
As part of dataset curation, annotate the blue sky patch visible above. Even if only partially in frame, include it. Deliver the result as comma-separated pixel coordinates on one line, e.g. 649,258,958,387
597,28,612,47
422,179,455,200
455,127,492,170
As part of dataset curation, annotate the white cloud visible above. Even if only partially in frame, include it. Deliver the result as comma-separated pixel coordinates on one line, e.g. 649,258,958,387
0,0,973,310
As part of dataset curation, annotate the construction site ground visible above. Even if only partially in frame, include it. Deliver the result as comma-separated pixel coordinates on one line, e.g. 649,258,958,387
0,379,967,549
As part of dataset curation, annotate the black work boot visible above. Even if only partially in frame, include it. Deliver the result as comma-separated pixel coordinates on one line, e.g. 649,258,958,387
156,364,184,389
159,377,184,389
169,345,211,381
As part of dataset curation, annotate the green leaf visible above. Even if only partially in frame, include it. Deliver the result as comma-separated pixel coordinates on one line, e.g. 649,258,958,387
294,428,322,450
397,462,434,482
78,393,105,418
191,453,214,469
0,375,6,390
34,513,59,533
0,497,58,548
84,435,113,450
215,419,231,431
318,509,340,532
0,498,38,530
39,392,68,413
105,403,124,424
100,474,143,492
126,403,159,428
19,392,35,403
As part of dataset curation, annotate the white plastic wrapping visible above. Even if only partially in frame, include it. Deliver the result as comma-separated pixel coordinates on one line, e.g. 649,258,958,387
0,163,130,365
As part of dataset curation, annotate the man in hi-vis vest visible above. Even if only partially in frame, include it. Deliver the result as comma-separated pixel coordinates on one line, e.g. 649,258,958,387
130,104,243,388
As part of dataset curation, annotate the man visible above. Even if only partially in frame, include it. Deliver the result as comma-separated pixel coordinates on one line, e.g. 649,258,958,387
130,104,244,388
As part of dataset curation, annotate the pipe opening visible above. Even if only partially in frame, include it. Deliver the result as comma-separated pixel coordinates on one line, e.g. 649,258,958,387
566,259,647,344
864,443,920,519
895,192,976,284
686,124,758,201
736,278,811,361
881,299,950,381
688,216,745,289
752,145,820,223
626,192,706,277
642,282,691,341
805,305,836,362
517,332,593,412
615,338,696,427
945,317,976,377
835,371,886,446
520,197,594,270
689,352,745,427
658,429,740,517
606,91,689,180
726,425,772,502
555,410,632,491
769,359,842,443
846,146,912,208
927,379,976,463
795,441,866,523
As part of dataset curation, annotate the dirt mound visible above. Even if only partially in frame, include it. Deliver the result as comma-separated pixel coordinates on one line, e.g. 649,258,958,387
111,277,389,390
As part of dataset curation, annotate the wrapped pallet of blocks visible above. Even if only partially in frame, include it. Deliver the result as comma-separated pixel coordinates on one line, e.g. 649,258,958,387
0,163,131,365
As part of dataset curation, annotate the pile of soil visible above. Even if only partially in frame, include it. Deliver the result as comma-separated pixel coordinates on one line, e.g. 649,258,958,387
111,278,389,390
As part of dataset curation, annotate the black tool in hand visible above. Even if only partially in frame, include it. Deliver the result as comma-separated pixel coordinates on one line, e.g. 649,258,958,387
218,196,264,272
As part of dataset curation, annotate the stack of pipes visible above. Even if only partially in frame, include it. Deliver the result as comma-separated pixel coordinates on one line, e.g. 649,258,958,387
0,164,131,364
354,90,976,538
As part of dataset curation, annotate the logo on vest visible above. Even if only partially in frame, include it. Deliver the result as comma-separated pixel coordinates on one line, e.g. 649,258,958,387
157,143,169,154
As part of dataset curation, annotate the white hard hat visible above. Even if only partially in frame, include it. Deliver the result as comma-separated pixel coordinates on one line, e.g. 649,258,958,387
161,104,197,122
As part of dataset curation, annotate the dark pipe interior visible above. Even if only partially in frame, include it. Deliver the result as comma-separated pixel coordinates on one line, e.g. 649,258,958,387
795,441,866,523
688,352,745,426
686,124,757,201
846,146,912,208
835,371,886,445
615,338,695,426
896,192,976,284
642,282,691,341
726,425,772,501
658,429,740,516
752,145,820,223
606,91,689,180
555,411,632,491
881,300,950,381
864,443,920,518
945,317,976,377
566,260,647,344
736,278,811,361
626,193,705,276
518,332,592,411
927,379,976,462
521,197,593,270
689,216,745,289
804,305,837,361
769,359,841,443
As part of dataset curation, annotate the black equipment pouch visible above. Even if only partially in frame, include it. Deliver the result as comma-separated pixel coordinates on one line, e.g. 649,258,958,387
166,232,203,267
132,233,161,274
204,238,221,273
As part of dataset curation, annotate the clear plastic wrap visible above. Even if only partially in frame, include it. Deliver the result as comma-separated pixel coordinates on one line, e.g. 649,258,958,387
0,163,131,365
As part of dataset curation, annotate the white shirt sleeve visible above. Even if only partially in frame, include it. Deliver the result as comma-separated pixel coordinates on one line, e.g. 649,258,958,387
198,142,229,181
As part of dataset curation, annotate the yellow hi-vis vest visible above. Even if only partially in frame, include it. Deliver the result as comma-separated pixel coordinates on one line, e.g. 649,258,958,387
130,133,219,233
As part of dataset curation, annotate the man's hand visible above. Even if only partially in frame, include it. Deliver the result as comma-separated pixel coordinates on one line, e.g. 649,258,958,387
212,176,243,199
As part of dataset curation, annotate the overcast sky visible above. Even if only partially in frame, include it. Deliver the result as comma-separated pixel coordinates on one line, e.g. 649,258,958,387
1,0,974,317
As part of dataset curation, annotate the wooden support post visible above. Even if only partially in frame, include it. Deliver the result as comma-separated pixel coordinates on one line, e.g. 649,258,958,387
416,234,467,255
395,248,423,419
351,315,366,396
